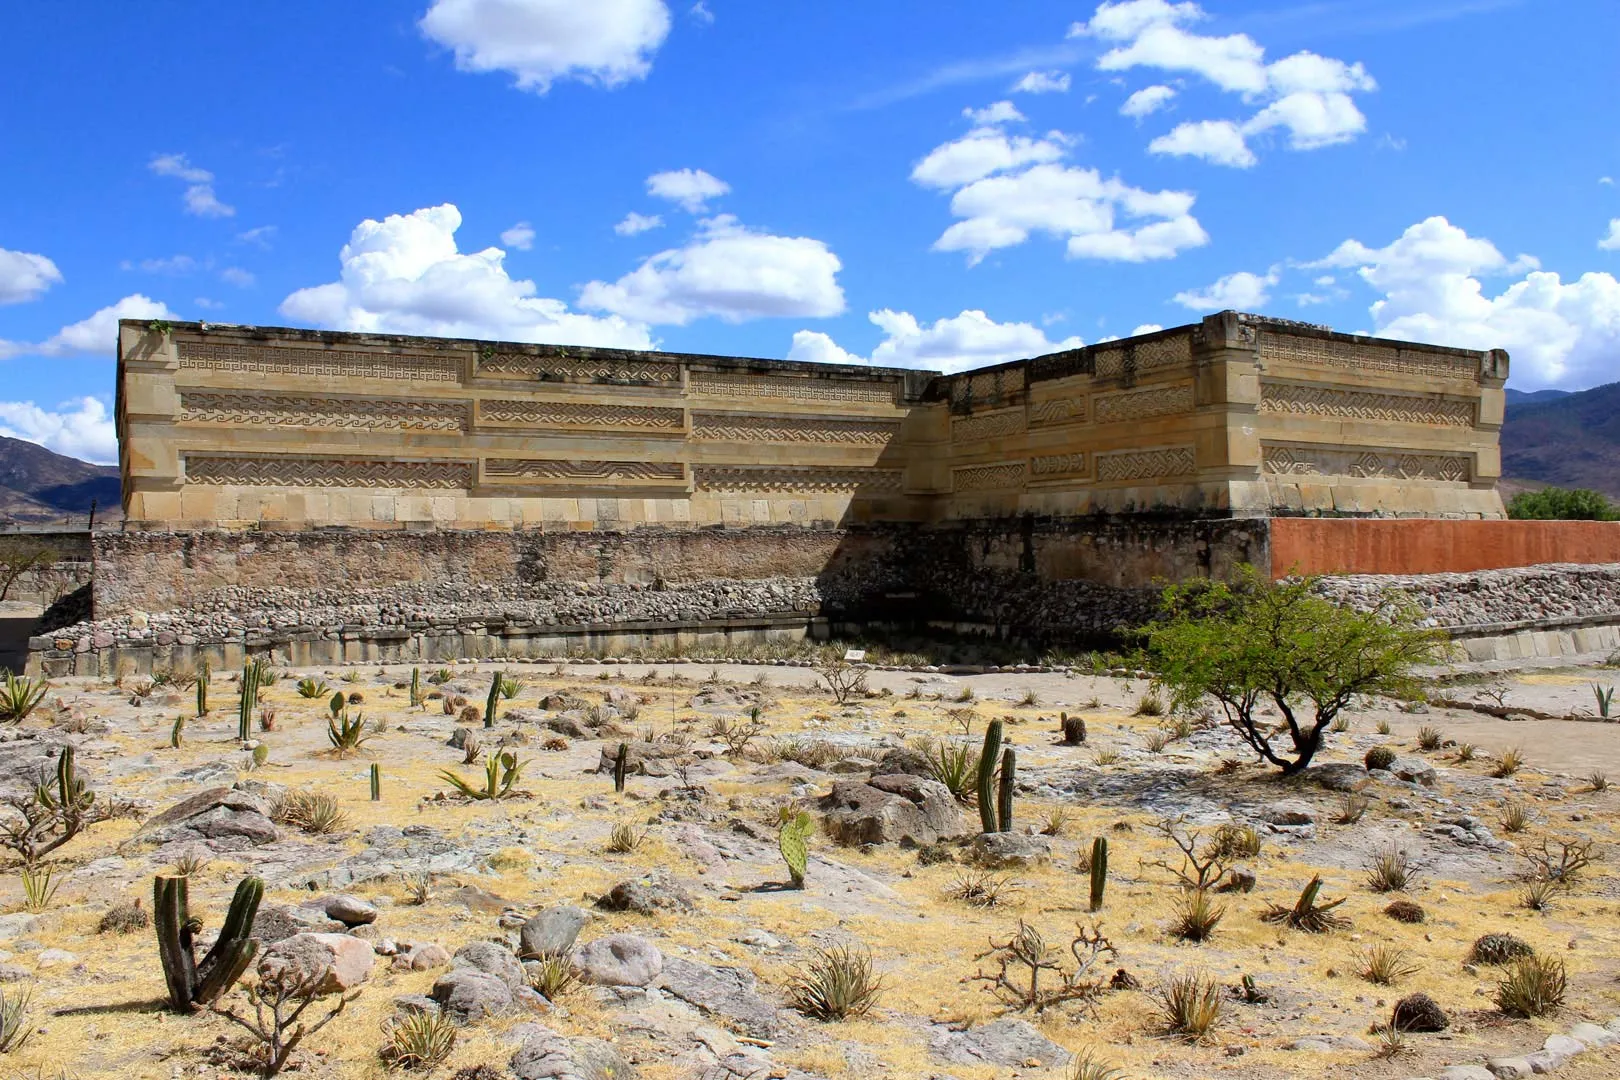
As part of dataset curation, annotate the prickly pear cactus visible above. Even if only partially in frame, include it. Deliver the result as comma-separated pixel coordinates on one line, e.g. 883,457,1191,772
779,809,814,889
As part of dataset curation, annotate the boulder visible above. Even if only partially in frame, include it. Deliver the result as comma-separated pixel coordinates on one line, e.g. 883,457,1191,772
1388,755,1437,786
520,906,590,959
322,894,378,927
509,1022,638,1080
967,832,1052,869
252,904,343,944
875,747,933,777
819,774,965,847
596,741,676,778
1255,801,1314,826
1305,763,1368,792
572,934,663,987
258,933,374,995
597,872,695,916
136,785,278,849
452,940,526,990
658,956,782,1039
431,968,515,1023
447,726,477,749
394,943,451,972
929,1018,1067,1068
604,687,641,710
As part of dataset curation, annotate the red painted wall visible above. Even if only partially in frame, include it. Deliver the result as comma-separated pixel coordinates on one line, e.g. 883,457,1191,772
1270,519,1620,578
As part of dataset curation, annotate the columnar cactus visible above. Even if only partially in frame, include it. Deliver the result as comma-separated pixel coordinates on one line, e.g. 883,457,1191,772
237,662,261,743
1089,837,1109,912
196,662,209,718
997,748,1015,833
779,810,813,888
370,763,381,801
410,667,421,709
484,672,501,729
171,715,185,748
155,873,264,1012
977,720,1004,834
613,742,629,794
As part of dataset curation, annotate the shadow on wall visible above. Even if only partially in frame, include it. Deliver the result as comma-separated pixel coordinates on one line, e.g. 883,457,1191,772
0,615,35,675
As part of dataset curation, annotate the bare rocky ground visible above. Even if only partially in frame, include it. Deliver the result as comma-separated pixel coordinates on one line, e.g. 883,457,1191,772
1,652,1619,1080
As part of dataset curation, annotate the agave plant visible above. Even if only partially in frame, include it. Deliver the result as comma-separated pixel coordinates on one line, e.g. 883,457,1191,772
0,674,49,724
326,710,374,755
296,677,330,699
439,752,526,800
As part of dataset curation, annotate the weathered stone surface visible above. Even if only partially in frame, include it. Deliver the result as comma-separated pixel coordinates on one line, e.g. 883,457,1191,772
453,940,526,990
819,774,965,847
1437,1067,1497,1080
520,906,590,959
1568,1022,1617,1049
875,747,932,776
658,956,782,1038
322,894,377,927
596,740,675,778
1388,756,1437,786
967,832,1052,869
395,943,451,972
431,968,515,1023
509,1022,638,1080
258,933,374,995
572,934,663,987
253,905,343,944
1485,1057,1534,1080
597,872,695,916
929,1018,1066,1068
1256,800,1315,826
136,786,278,849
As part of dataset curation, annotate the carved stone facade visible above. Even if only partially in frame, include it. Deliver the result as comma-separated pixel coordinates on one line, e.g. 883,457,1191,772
118,310,1509,531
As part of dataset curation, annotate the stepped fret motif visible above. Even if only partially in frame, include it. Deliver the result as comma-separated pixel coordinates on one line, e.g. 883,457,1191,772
1031,452,1087,477
953,462,1026,492
179,392,468,431
1259,382,1475,426
1030,396,1086,426
479,400,684,430
1261,443,1471,482
951,409,1026,442
484,459,684,482
693,466,901,492
1258,331,1480,380
691,413,898,444
477,351,679,382
1093,383,1194,424
185,455,473,489
177,340,461,382
690,371,895,404
1095,446,1196,482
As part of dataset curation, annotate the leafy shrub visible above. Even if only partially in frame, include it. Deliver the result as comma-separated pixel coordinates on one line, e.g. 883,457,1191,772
1506,486,1619,521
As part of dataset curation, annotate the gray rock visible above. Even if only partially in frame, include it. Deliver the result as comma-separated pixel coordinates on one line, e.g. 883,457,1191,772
1305,763,1367,792
447,726,476,749
572,934,663,987
1523,1050,1565,1074
1256,800,1314,826
1568,1022,1617,1049
597,871,695,916
258,933,374,994
1486,1058,1534,1079
431,968,515,1023
0,915,39,942
1543,1034,1585,1058
875,747,933,777
453,940,526,990
252,904,342,944
392,994,440,1017
520,905,590,959
1439,1068,1497,1080
396,943,451,971
1389,756,1437,786
658,956,782,1038
509,1022,638,1080
322,894,378,927
966,832,1052,869
595,740,675,778
930,1018,1066,1068
819,774,965,847
136,785,278,849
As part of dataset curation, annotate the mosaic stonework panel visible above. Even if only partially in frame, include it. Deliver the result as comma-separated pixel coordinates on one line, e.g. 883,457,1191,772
952,462,1027,492
477,350,680,383
1092,335,1192,379
1030,452,1087,478
479,400,685,430
179,392,469,431
692,466,902,492
177,341,461,382
1094,446,1196,483
951,408,1026,443
691,413,898,444
1029,396,1087,427
1257,330,1480,381
185,455,473,489
689,371,896,404
947,367,1027,408
1093,383,1195,424
1261,444,1470,482
484,459,685,483
1259,382,1475,426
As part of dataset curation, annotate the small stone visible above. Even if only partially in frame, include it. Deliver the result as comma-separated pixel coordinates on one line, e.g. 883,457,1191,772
322,894,378,927
520,906,590,959
1485,1057,1534,1080
35,949,78,969
966,832,1052,869
1567,1022,1616,1049
259,933,375,994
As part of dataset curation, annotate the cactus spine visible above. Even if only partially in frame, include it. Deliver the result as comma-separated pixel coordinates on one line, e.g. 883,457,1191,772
779,809,813,888
410,667,421,709
370,763,381,801
196,662,209,717
155,873,264,1012
237,662,260,743
997,748,1015,833
1089,837,1108,912
613,742,629,793
484,672,501,728
976,720,1004,834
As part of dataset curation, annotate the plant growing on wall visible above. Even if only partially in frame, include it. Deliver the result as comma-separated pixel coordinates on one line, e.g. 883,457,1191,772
1144,567,1444,775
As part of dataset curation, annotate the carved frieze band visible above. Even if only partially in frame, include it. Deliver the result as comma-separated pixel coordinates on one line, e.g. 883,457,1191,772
1030,396,1087,427
692,466,902,493
184,455,473,489
1261,444,1470,483
176,341,461,382
479,400,685,430
1257,331,1480,381
1093,334,1192,379
1030,452,1087,478
689,371,895,405
952,462,1027,492
690,412,898,444
477,351,679,383
1094,445,1196,483
1258,382,1475,426
951,408,1026,443
1093,383,1195,425
483,459,685,483
179,392,469,431
948,367,1028,409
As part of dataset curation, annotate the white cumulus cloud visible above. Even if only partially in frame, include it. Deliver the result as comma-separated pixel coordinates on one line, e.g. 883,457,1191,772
1600,219,1620,252
150,153,234,217
964,100,1025,126
646,168,730,212
1013,70,1071,94
614,211,664,236
1315,215,1620,390
220,267,255,288
1074,1,1376,167
1174,268,1278,310
789,309,1083,374
580,214,845,325
278,203,651,349
0,247,63,304
419,0,671,93
1121,84,1176,118
0,294,179,362
501,222,536,250
0,397,118,464
910,125,1069,190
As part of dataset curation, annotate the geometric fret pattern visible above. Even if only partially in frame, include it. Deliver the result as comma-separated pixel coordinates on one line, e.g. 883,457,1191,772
1259,381,1475,426
180,392,470,431
185,455,474,489
690,413,898,444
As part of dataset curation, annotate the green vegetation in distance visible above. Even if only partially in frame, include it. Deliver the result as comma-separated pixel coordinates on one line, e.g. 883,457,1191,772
1506,486,1619,521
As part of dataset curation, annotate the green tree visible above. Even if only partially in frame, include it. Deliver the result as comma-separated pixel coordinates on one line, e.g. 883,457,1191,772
1506,487,1619,521
1144,568,1446,775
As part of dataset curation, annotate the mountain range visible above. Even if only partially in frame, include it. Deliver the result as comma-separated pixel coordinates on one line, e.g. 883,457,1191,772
0,435,121,524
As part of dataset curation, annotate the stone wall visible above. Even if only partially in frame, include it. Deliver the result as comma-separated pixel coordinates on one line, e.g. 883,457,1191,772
0,532,93,607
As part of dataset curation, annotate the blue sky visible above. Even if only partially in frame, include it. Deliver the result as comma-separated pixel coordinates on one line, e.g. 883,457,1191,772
2,0,1618,463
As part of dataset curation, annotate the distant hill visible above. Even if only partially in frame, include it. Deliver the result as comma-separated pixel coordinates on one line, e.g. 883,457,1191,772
0,436,121,524
1501,380,1620,499
1504,387,1573,406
